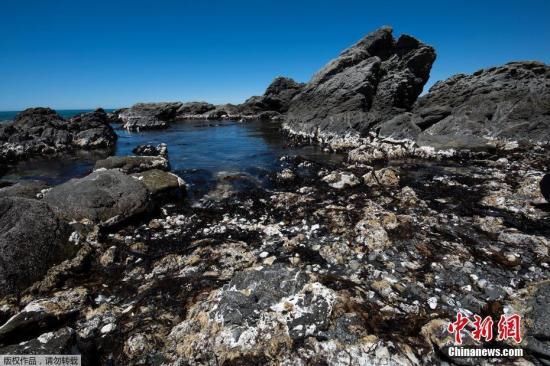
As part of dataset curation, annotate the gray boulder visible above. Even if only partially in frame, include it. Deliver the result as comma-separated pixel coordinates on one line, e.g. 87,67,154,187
94,155,170,173
44,169,150,225
0,197,74,295
285,27,436,136
119,102,183,130
413,61,550,143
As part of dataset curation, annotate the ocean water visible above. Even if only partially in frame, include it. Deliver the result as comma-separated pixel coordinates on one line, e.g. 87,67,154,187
1,116,342,196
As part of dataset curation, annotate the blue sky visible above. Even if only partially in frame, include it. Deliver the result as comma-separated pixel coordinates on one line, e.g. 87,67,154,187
1,0,549,110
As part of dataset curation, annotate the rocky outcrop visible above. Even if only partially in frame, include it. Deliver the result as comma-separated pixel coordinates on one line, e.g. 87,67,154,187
0,108,117,163
241,77,305,114
43,169,151,226
412,61,550,145
284,27,436,137
0,197,74,295
119,102,183,130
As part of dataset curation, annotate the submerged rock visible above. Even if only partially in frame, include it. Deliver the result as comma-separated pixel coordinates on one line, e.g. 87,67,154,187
44,169,150,225
94,155,170,173
285,27,436,137
0,197,73,295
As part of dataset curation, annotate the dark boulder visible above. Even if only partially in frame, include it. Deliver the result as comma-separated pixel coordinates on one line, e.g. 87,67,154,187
541,174,550,202
43,169,151,225
0,108,116,163
413,61,550,144
69,109,118,148
119,102,183,130
0,197,74,295
284,27,436,136
241,77,305,114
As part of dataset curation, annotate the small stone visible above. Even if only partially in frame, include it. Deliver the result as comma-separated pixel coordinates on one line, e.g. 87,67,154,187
427,296,438,310
100,323,116,334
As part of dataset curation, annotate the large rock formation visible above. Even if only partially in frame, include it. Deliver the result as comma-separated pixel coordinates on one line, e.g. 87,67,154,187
241,77,305,114
0,197,74,295
0,108,117,163
284,27,436,137
415,61,550,144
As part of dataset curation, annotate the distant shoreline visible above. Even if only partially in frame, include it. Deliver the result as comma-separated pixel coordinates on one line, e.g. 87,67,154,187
0,109,116,122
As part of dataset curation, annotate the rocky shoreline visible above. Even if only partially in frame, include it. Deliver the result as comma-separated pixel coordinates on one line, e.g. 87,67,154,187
0,27,549,365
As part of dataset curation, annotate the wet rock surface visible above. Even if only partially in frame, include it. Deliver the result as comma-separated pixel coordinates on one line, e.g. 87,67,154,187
0,108,116,163
0,136,547,365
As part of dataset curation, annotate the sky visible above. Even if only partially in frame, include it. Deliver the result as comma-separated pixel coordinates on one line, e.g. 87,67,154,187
0,0,549,110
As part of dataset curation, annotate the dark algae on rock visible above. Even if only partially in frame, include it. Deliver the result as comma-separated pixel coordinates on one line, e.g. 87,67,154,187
0,26,549,366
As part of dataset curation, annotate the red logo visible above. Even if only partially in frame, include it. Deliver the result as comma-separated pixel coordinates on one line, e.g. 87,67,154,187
448,313,522,345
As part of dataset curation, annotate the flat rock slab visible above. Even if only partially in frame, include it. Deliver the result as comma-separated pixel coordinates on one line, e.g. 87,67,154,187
44,169,150,225
94,155,170,173
0,197,73,295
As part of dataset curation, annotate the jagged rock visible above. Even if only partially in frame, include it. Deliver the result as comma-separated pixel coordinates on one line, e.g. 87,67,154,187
119,102,183,130
132,143,168,157
0,197,74,295
241,77,305,114
0,107,116,162
94,155,170,173
285,27,436,137
414,61,550,144
0,180,49,199
131,169,186,198
43,169,150,225
541,174,550,202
